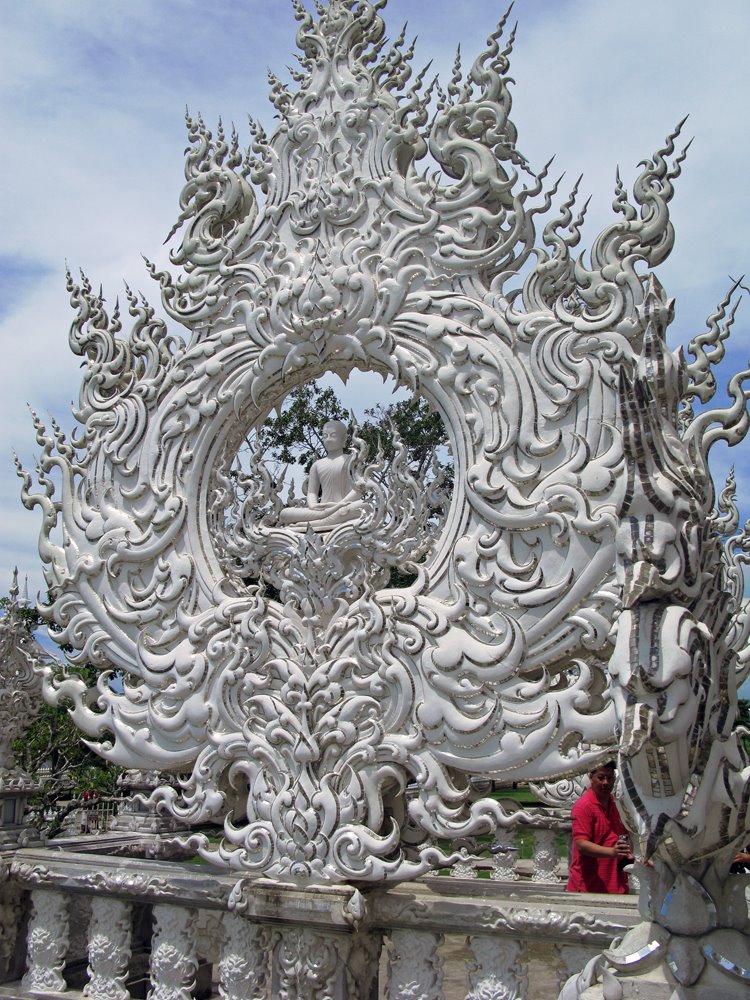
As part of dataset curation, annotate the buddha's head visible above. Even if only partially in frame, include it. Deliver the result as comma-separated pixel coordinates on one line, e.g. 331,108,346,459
322,420,348,455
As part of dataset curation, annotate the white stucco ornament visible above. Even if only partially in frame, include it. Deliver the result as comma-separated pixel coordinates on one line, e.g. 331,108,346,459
19,0,750,916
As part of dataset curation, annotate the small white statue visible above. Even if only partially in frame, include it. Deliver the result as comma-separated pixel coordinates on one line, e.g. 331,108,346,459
278,420,363,531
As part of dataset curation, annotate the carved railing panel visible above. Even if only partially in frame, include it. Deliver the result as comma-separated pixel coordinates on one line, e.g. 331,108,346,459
273,925,354,999
4,845,641,1000
466,936,528,1000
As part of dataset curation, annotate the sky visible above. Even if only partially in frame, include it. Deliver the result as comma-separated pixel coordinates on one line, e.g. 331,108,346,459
1,0,749,610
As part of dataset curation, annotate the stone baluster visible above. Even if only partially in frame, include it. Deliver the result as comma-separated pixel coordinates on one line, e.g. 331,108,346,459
65,895,92,972
386,928,444,1000
466,935,528,1000
148,903,197,1000
346,930,382,1000
272,925,351,998
490,829,520,881
450,846,478,878
21,888,70,994
530,828,563,883
84,896,133,1000
218,912,271,1000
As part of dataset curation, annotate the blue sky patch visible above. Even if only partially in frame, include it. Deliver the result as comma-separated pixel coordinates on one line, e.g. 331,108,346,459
0,257,51,322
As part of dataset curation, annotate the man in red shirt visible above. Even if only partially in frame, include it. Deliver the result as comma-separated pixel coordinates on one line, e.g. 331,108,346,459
566,761,632,893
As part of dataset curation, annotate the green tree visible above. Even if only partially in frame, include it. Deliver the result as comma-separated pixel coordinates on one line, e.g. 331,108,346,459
253,383,452,589
3,599,122,838
738,698,750,755
360,396,451,484
255,383,350,470
256,382,451,483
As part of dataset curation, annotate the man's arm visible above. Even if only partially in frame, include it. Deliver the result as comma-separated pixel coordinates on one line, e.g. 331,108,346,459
574,838,631,860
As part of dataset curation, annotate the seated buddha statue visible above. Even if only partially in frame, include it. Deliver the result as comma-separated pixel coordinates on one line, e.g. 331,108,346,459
278,420,363,531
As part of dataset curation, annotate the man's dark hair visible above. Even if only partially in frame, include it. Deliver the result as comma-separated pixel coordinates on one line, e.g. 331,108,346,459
589,759,617,775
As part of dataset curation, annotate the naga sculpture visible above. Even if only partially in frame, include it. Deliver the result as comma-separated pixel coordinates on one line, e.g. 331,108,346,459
17,14,750,988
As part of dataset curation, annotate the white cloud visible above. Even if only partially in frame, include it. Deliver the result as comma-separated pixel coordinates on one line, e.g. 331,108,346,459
1,0,749,611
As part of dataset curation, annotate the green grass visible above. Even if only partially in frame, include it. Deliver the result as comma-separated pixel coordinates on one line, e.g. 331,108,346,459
490,788,541,805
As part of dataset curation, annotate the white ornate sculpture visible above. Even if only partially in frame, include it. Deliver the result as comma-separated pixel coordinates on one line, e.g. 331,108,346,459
17,5,750,957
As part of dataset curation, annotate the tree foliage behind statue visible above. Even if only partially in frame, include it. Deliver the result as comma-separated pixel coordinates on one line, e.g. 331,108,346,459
255,382,452,485
254,383,452,589
2,597,122,838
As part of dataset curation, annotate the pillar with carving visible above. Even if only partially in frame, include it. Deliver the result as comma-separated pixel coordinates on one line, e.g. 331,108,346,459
218,912,271,1000
531,828,564,884
386,929,444,1000
84,896,133,1000
467,935,528,1000
148,903,197,1000
21,888,69,994
272,925,354,998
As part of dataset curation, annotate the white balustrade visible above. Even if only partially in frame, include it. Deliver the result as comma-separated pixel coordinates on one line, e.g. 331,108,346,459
444,818,570,883
3,844,639,999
